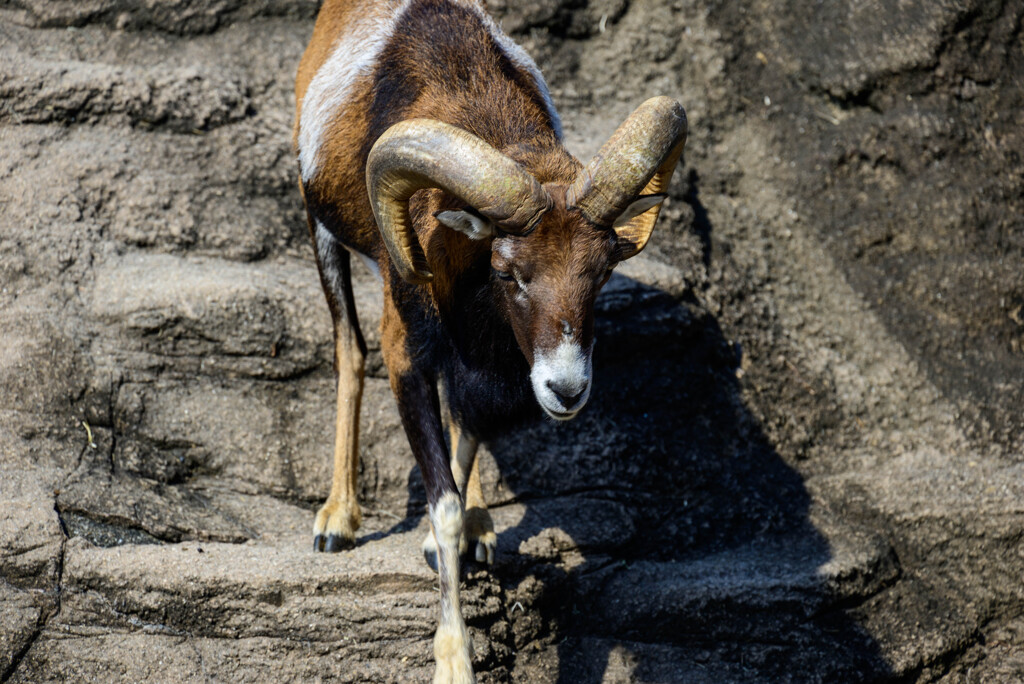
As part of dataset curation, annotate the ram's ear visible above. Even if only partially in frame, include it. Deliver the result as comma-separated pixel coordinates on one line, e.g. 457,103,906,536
612,194,667,260
436,209,495,240
612,194,667,229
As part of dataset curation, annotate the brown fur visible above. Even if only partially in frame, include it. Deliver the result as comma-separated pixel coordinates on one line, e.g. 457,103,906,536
298,0,574,272
488,187,612,364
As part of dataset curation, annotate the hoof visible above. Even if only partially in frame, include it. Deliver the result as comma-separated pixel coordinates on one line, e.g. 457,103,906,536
424,545,439,573
422,527,443,573
314,533,355,553
313,499,361,553
325,533,354,552
470,531,497,565
464,507,496,566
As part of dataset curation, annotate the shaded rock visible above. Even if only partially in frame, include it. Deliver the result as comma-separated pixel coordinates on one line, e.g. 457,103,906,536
89,252,331,380
57,471,251,544
752,0,974,98
0,312,84,422
0,585,45,679
851,577,981,679
577,524,896,649
0,469,64,680
937,617,1024,684
8,526,495,683
515,637,781,684
812,451,1024,613
6,630,436,684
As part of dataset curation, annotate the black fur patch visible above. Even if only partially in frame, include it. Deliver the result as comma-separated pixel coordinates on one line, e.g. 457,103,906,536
391,365,457,505
439,261,540,441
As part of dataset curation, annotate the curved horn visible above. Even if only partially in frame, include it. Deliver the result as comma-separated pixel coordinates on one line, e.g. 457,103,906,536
567,97,687,259
366,119,552,284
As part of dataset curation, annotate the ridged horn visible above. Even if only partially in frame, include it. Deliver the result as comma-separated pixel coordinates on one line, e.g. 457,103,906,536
566,97,687,259
366,119,552,284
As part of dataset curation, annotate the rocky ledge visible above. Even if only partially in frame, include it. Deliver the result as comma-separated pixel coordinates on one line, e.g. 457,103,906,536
2,0,1022,681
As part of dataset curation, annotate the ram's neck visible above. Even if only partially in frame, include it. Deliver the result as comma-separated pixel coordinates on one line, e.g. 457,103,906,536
439,265,539,438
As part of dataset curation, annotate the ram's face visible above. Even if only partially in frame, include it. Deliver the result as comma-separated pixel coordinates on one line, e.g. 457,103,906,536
435,187,671,421
489,206,613,420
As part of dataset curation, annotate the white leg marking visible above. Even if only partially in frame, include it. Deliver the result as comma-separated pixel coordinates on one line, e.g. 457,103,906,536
530,339,593,420
315,220,345,294
317,220,382,285
298,0,413,182
430,491,474,684
424,428,480,563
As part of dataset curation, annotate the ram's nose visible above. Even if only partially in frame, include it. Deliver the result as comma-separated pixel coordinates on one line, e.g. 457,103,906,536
546,381,585,410
530,339,594,420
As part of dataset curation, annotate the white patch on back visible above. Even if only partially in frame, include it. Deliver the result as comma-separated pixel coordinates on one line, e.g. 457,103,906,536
299,0,561,184
298,1,412,183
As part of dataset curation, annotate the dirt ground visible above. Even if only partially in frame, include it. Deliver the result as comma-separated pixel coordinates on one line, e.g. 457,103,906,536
1,0,1023,681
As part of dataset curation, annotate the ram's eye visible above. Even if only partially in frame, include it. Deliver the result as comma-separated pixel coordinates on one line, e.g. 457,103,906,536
494,269,515,282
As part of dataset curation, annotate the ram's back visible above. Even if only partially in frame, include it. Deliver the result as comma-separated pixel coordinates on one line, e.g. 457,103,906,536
294,0,565,260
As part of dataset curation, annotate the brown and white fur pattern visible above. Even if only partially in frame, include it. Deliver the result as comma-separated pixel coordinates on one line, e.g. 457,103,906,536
294,2,677,681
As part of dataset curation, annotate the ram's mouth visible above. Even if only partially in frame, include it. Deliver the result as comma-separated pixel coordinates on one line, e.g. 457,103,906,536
541,405,579,422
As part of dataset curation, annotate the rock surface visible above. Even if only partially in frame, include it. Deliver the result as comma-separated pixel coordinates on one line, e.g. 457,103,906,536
1,0,1022,681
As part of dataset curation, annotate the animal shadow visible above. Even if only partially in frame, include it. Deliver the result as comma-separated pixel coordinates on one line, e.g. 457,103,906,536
481,269,893,682
479,178,892,681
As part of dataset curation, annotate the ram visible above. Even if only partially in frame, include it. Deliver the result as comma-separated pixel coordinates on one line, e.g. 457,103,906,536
294,0,686,680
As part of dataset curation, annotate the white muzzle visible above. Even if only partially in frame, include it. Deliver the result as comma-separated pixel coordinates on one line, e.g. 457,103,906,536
530,340,593,420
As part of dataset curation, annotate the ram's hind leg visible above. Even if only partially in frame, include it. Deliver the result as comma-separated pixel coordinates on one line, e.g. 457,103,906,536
450,426,496,565
423,425,496,567
311,221,367,553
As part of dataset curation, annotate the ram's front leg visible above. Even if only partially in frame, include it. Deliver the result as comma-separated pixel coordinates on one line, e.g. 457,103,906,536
427,488,474,684
423,425,496,566
311,228,366,553
386,359,474,682
312,330,364,551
